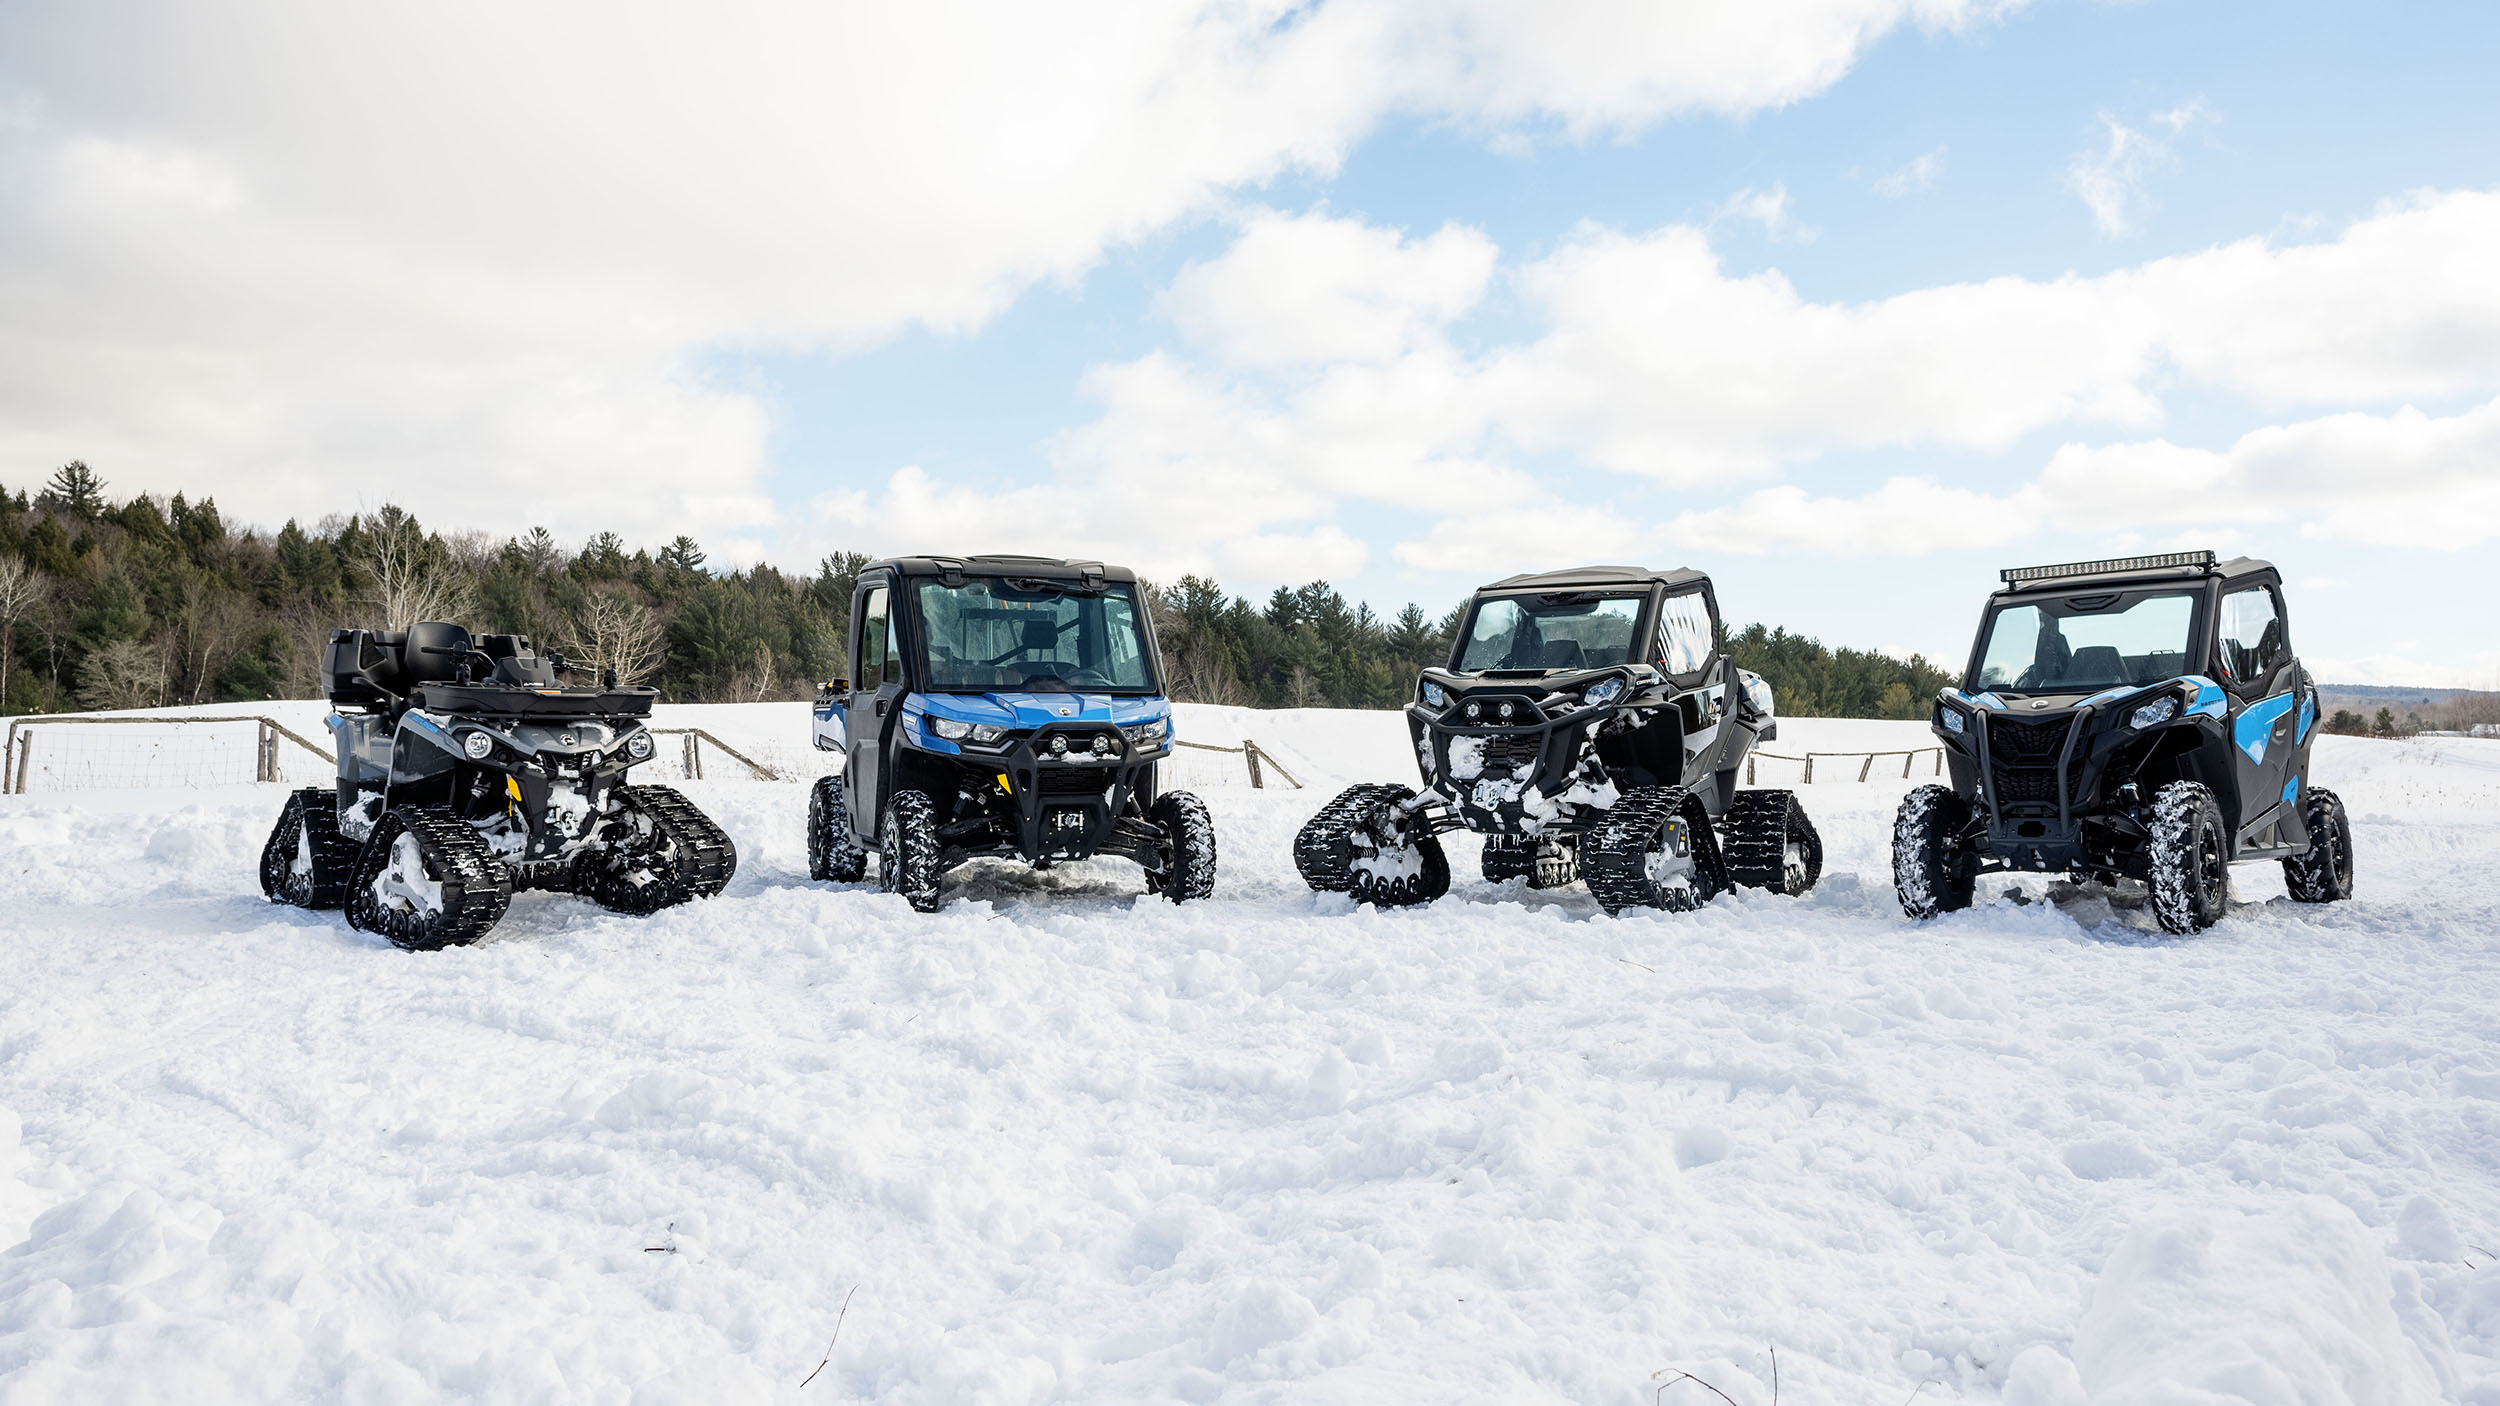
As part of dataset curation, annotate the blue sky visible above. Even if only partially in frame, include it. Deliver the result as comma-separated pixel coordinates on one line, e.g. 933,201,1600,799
4,0,2496,682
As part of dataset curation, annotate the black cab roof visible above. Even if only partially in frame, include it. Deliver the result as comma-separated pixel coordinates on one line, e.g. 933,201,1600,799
1477,564,1710,593
868,554,1140,585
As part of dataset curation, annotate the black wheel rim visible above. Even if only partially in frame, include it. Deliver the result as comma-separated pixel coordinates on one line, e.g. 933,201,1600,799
2198,818,2227,905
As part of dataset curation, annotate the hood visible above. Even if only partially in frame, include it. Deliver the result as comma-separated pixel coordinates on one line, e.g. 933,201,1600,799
910,692,1168,730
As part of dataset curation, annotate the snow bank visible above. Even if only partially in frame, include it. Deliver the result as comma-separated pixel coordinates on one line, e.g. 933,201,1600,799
2,707,2497,1401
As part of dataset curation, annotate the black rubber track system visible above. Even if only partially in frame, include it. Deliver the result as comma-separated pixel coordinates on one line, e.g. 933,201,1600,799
260,786,359,909
1480,835,1533,884
1721,789,1823,896
2148,780,2229,935
880,789,944,913
1294,783,1400,893
1292,782,1447,907
1891,783,1977,920
807,774,869,882
1150,790,1218,903
2282,786,2354,904
1582,785,1726,917
344,806,514,950
577,784,739,915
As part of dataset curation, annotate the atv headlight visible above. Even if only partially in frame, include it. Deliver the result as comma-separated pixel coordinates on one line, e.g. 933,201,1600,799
2130,696,2179,730
1121,718,1169,747
462,731,496,760
1938,707,1966,735
626,732,653,759
1582,678,1625,708
970,724,1010,745
929,715,974,741
1420,680,1448,709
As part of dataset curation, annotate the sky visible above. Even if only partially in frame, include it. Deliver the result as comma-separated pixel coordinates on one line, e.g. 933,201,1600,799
1,0,2495,685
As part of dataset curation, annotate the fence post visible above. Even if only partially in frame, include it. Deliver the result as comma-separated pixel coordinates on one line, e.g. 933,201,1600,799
1858,754,1874,782
1243,743,1264,789
1934,749,1943,776
1802,754,1814,784
1902,752,1913,778
1745,755,1754,785
682,733,702,781
13,730,31,795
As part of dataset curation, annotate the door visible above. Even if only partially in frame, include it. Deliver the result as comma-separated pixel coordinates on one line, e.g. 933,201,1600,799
2215,584,2299,846
1653,586,1731,785
846,581,906,836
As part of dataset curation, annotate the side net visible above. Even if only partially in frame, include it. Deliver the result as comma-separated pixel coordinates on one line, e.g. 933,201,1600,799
8,721,330,793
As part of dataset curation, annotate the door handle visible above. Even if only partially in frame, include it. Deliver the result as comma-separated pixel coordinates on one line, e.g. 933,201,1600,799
874,697,890,717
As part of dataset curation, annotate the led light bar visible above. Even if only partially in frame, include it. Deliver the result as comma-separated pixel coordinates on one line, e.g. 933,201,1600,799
2001,550,2215,585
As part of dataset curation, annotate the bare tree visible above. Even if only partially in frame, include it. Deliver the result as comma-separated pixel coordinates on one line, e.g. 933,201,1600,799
0,553,48,711
559,589,668,685
174,582,256,705
357,505,478,627
75,638,168,711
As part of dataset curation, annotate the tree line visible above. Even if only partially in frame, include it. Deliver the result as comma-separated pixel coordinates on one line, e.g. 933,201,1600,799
0,463,1954,719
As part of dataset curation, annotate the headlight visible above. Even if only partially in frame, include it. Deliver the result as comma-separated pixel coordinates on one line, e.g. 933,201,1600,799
929,715,973,741
1420,680,1448,709
1582,678,1625,708
1938,707,1966,736
461,731,495,760
1121,718,1169,746
626,732,653,759
970,724,1009,745
2131,696,2179,730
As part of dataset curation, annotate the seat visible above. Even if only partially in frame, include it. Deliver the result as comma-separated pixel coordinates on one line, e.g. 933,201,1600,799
402,621,475,684
2067,646,2123,685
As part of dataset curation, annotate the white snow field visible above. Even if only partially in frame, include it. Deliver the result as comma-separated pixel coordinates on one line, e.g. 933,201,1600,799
3,703,2499,1404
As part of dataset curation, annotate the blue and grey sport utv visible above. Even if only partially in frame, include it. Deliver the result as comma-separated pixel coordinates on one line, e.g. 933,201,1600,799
1894,550,2354,934
805,555,1214,911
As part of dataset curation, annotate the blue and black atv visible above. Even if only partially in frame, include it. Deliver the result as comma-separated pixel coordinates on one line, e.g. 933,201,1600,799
1895,550,2355,934
804,555,1214,912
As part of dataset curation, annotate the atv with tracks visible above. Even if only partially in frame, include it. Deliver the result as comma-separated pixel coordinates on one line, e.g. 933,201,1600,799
259,622,736,948
1293,565,1818,915
805,555,1214,911
1895,550,2353,934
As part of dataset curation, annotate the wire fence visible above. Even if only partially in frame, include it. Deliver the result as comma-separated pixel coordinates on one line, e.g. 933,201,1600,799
2,714,336,794
1744,747,1944,786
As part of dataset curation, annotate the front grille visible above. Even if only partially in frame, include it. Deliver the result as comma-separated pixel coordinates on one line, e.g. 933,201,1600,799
1481,734,1544,772
1988,714,2078,813
1038,768,1111,795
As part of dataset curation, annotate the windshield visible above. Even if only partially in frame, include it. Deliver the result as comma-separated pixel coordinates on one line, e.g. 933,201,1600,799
914,577,1157,692
1455,594,1645,673
1974,591,2198,692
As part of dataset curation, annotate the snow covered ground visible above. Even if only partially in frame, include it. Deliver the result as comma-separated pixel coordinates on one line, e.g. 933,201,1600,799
3,704,2498,1403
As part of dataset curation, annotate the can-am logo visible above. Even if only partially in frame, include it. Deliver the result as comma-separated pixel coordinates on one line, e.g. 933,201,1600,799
1055,706,1074,716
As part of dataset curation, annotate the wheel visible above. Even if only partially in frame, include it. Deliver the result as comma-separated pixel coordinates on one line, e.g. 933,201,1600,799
879,789,943,912
1582,786,1726,916
1722,790,1822,896
344,807,513,950
1892,784,1977,920
2282,786,2354,903
576,784,740,914
808,774,868,882
260,786,357,909
2148,781,2231,934
1294,784,1389,892
1149,791,1217,902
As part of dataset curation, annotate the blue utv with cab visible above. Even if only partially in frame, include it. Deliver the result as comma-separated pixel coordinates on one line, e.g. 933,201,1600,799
1894,550,2355,934
806,555,1214,911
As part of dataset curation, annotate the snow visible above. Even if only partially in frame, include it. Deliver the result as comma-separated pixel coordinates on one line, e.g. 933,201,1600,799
3,705,2499,1402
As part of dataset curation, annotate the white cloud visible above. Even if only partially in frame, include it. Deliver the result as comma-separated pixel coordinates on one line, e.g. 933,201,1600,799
1872,146,1946,198
1657,394,2500,562
1711,184,1817,243
0,0,2015,548
1161,211,1496,370
2065,99,2211,237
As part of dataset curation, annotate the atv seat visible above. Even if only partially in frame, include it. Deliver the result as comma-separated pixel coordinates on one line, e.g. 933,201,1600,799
323,628,411,710
477,633,560,686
